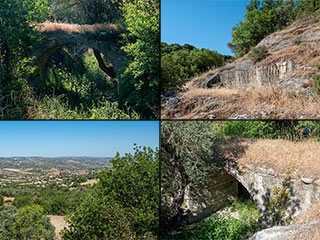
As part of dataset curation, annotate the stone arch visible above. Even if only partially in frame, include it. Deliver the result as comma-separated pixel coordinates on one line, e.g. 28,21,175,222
31,31,127,86
181,169,257,224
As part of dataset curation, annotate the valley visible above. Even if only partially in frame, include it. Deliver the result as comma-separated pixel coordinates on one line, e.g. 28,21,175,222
0,157,112,188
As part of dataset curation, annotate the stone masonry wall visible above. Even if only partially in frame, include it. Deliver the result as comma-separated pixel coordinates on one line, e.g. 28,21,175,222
224,160,320,226
181,170,238,223
181,161,320,226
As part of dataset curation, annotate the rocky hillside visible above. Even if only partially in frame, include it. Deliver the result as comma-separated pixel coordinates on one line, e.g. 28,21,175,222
162,16,320,119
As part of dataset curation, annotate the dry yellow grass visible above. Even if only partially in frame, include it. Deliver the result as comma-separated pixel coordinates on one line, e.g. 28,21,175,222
182,88,238,99
38,21,121,34
295,200,320,224
80,178,98,186
162,84,320,119
3,168,31,175
224,138,320,178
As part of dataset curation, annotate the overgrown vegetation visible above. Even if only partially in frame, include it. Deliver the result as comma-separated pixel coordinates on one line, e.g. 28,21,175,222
0,205,56,240
62,146,159,240
161,43,228,92
218,120,320,141
228,0,320,58
0,0,159,119
248,46,268,63
161,121,221,233
163,199,260,240
161,121,320,238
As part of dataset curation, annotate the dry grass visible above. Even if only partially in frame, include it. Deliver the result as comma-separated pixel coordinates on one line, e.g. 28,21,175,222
291,223,320,240
224,138,320,178
162,84,320,119
182,88,238,99
295,200,320,224
38,21,121,34
80,178,98,186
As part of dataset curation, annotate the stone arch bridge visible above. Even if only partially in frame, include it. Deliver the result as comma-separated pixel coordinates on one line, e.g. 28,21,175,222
182,159,320,226
32,26,127,84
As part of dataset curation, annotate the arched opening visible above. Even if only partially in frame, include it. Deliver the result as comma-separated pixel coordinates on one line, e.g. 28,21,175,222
238,180,252,200
34,43,117,84
28,41,121,117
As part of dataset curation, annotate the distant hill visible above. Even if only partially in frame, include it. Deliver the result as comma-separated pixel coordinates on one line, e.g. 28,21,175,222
0,156,113,170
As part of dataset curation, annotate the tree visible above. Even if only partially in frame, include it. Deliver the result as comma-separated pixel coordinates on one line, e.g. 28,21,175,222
0,0,49,118
160,121,221,232
229,0,297,57
49,0,123,24
62,146,159,240
246,0,261,11
13,205,56,240
0,206,18,240
119,0,160,119
161,43,224,92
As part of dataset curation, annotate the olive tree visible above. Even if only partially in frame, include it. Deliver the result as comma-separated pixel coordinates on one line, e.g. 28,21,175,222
160,121,221,232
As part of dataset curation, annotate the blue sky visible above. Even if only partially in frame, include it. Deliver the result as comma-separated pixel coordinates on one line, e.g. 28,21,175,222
0,121,159,157
161,0,249,55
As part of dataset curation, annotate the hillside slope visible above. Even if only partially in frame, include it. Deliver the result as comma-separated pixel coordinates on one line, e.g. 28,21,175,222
162,16,320,119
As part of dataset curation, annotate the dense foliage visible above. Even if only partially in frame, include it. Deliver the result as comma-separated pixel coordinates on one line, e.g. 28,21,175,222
49,0,123,24
229,0,320,58
161,121,221,232
119,0,160,118
161,43,226,92
218,120,320,141
167,199,260,240
0,205,56,240
12,184,86,215
62,146,159,240
0,0,159,119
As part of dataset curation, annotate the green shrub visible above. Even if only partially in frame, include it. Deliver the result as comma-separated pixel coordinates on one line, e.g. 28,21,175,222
248,46,268,63
220,121,299,141
171,199,260,240
266,185,290,225
62,146,159,240
0,206,18,240
13,205,56,240
293,37,302,45
161,44,225,92
312,74,320,94
313,61,320,70
29,96,139,120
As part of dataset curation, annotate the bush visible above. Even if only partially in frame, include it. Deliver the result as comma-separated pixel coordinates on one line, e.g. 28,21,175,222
293,37,302,45
248,46,268,63
161,43,225,92
221,121,299,141
312,74,320,94
0,206,18,240
28,96,138,120
313,61,320,70
266,185,290,225
62,146,159,240
13,205,56,240
170,199,260,240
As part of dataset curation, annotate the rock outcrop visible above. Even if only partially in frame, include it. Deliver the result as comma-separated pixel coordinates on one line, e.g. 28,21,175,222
202,17,320,97
249,221,320,240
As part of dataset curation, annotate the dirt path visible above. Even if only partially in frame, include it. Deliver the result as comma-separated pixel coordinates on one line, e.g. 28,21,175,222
48,215,68,240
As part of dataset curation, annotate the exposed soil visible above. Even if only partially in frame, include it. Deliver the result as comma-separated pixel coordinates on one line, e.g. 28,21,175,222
48,215,68,240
